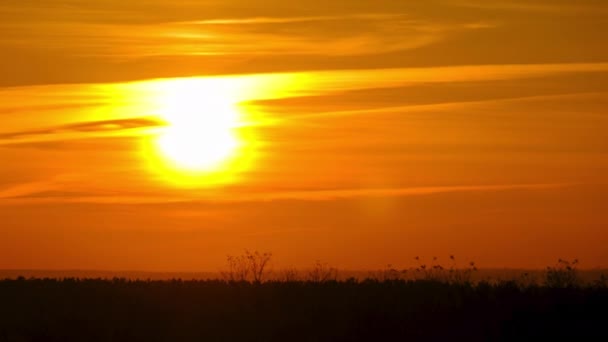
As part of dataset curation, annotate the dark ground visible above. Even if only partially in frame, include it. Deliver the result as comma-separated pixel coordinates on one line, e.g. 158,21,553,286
1,278,607,341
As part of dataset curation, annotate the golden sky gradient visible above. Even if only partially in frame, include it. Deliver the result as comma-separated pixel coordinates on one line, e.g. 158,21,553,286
1,0,607,271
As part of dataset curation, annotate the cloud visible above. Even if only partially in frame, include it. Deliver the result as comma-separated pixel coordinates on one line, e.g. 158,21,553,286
242,62,608,120
1,62,607,145
265,91,608,123
0,182,574,204
0,14,448,59
2,0,607,86
176,14,406,25
0,117,163,144
217,183,575,202
453,0,608,13
0,180,62,199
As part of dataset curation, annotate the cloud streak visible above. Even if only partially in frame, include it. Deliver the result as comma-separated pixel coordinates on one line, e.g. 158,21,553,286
454,0,608,13
0,182,574,204
1,62,607,146
0,14,448,59
2,0,607,86
0,117,163,144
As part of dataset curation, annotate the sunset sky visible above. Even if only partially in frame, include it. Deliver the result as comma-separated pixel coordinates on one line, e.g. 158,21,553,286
1,0,607,271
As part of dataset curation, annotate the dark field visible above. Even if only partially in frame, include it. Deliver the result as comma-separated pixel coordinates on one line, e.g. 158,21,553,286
1,277,607,342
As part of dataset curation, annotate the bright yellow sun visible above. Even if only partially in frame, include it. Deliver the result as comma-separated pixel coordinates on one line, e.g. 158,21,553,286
156,123,238,172
142,78,255,187
156,93,240,172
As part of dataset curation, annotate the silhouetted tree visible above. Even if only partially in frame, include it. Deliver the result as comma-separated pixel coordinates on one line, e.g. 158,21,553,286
246,250,272,284
221,250,272,283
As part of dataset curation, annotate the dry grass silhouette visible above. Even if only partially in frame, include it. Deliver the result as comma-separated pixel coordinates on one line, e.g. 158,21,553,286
1,254,607,341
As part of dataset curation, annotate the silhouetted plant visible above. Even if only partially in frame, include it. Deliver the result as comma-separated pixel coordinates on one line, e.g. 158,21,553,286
518,272,540,288
446,258,478,284
276,268,299,282
370,264,404,281
595,273,608,288
222,254,250,282
307,261,338,283
412,255,477,284
221,250,272,283
545,258,579,288
413,256,442,281
246,250,272,284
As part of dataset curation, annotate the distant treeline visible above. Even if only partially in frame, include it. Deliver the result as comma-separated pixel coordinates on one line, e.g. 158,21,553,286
2,253,607,285
1,254,607,341
0,277,607,341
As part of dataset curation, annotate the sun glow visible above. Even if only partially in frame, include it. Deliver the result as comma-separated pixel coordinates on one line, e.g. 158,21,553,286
142,78,256,187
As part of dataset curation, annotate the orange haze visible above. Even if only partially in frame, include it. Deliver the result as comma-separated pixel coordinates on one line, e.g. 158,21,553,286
1,0,607,271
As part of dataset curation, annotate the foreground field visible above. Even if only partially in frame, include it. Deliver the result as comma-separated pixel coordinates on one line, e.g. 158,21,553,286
1,278,607,341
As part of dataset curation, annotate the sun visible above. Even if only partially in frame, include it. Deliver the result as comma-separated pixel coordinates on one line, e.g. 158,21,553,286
155,92,240,173
156,122,238,172
142,78,255,187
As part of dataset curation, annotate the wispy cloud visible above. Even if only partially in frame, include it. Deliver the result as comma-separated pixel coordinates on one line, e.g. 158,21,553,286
1,62,607,146
0,117,163,143
0,181,63,199
0,14,449,59
1,0,607,86
268,91,608,122
453,1,608,13
0,182,573,204
175,14,409,25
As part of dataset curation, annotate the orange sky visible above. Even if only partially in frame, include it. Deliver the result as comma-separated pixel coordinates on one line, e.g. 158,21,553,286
1,0,607,271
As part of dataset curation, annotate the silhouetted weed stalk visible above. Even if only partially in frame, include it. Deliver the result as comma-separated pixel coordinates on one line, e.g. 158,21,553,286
221,251,338,284
365,255,478,284
411,255,478,284
544,258,579,288
221,252,602,288
307,261,339,283
595,273,608,288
